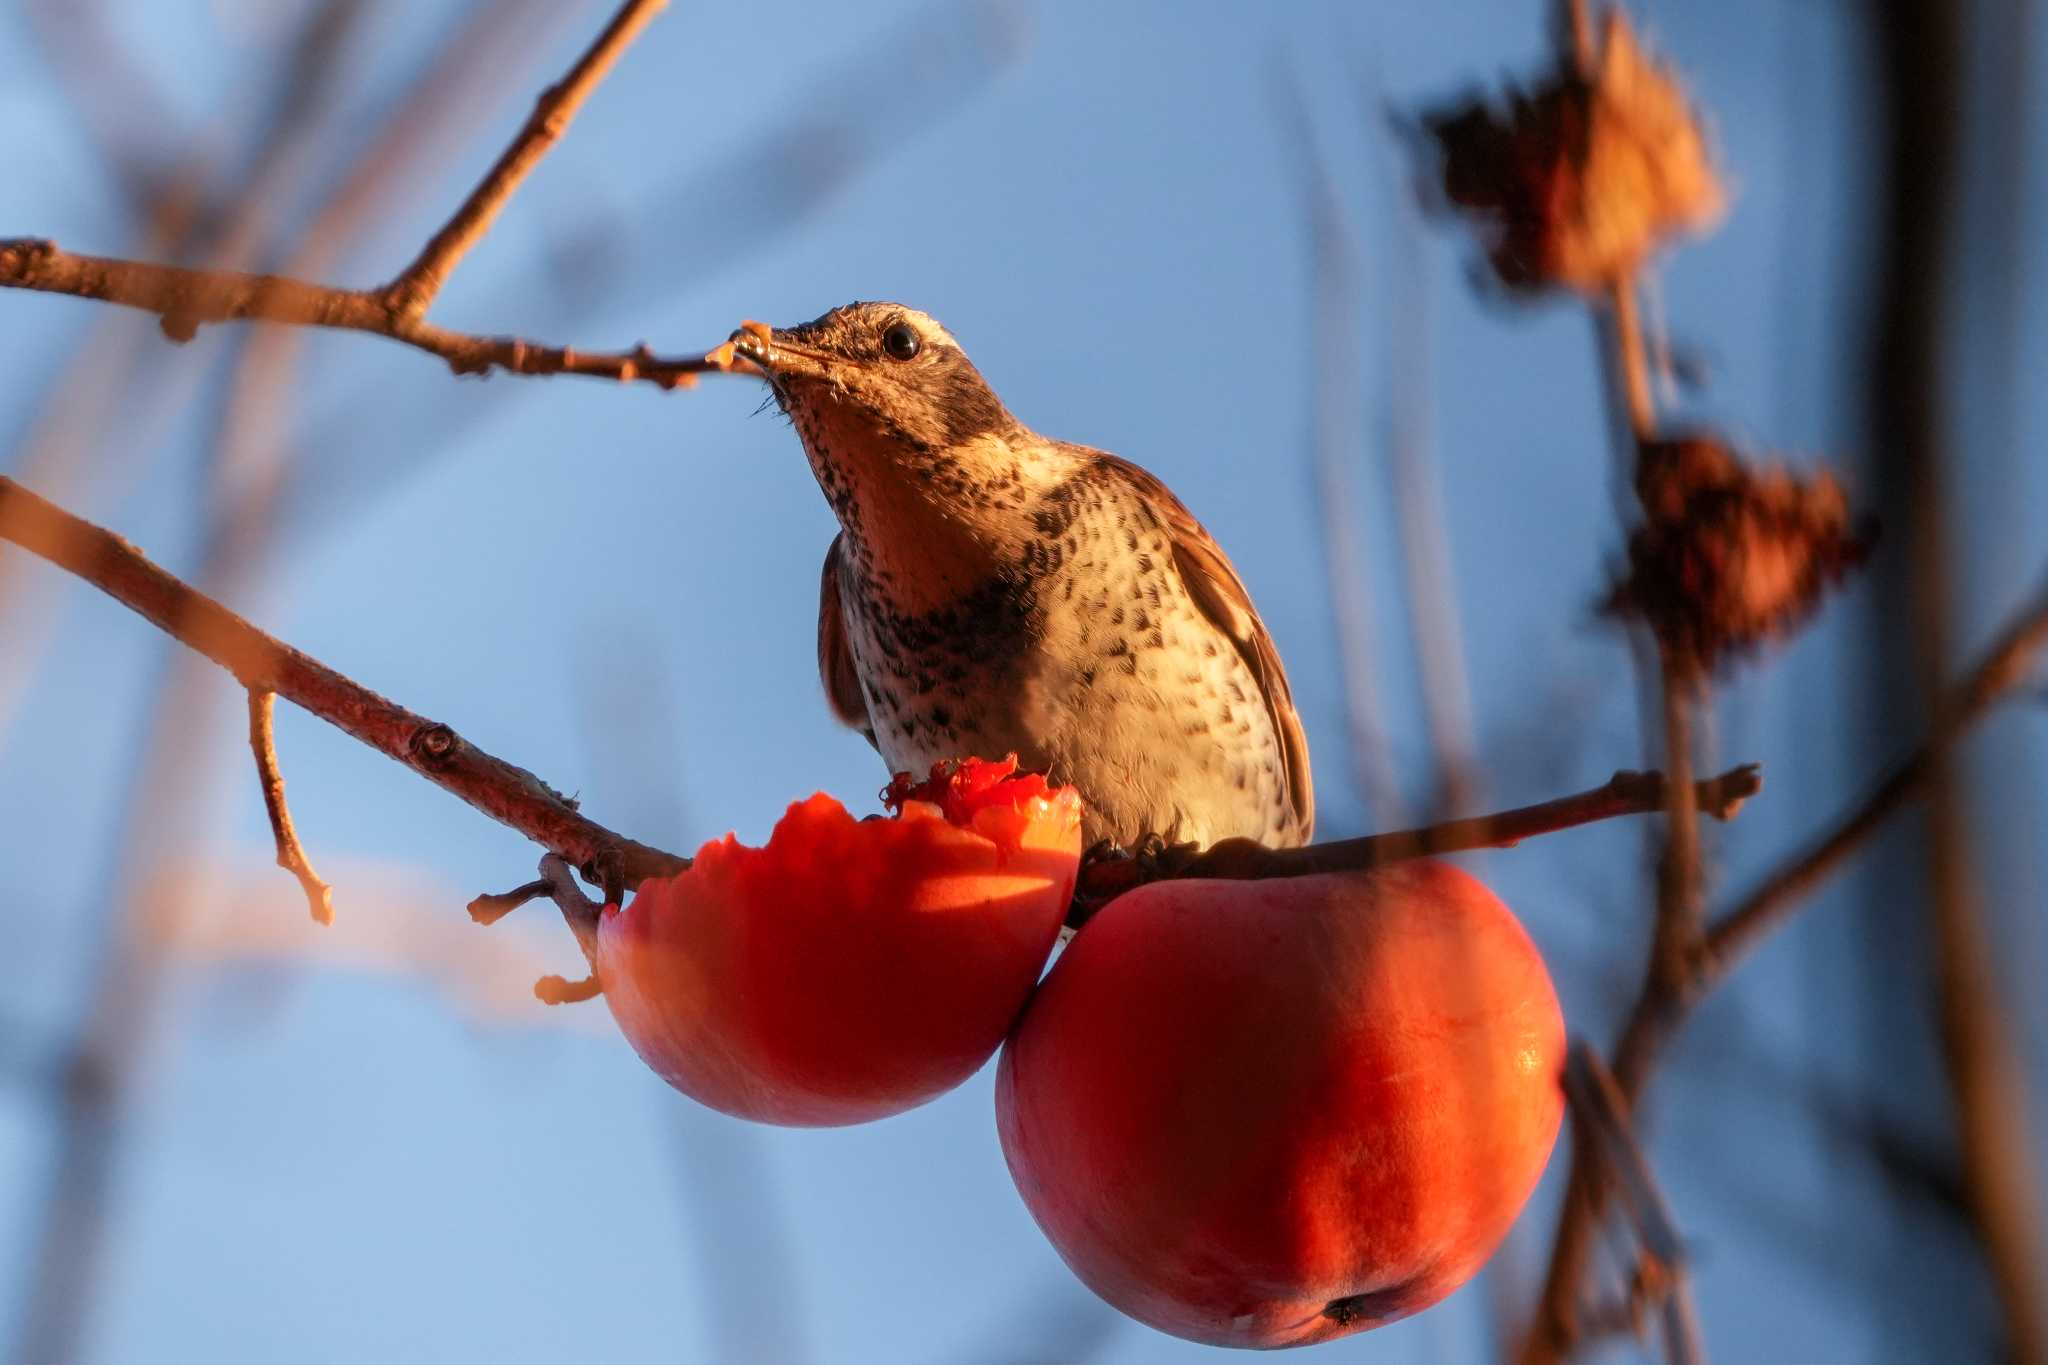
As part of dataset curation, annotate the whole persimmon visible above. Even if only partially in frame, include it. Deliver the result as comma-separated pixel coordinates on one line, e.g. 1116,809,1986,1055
598,757,1081,1126
995,861,1564,1347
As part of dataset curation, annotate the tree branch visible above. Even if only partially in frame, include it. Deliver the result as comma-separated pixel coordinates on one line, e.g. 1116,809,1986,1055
0,474,688,887
384,0,669,317
0,3,707,394
3,459,1778,949
0,238,732,388
1071,764,1760,917
247,687,335,925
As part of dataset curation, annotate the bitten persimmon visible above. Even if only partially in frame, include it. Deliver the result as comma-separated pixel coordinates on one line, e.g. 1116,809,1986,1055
995,861,1564,1348
597,757,1082,1126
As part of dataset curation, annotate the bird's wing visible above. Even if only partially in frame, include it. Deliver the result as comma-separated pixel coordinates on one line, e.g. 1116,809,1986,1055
817,533,877,749
1097,453,1315,841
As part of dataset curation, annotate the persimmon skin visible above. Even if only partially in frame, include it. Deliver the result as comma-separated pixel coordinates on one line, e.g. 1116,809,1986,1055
996,862,1564,1348
598,761,1082,1126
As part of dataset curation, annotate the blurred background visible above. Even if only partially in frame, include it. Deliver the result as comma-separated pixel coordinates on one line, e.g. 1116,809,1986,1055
0,0,2043,1361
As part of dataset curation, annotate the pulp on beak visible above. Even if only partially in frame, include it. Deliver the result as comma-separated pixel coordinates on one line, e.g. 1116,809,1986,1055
727,322,832,383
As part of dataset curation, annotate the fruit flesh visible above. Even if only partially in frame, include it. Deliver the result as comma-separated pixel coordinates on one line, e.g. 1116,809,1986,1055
996,862,1564,1347
599,758,1082,1126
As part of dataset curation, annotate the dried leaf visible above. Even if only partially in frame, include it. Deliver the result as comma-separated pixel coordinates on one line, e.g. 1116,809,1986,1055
1609,433,1874,673
1420,11,1724,293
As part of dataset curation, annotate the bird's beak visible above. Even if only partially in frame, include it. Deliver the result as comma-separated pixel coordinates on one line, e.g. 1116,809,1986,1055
728,321,834,384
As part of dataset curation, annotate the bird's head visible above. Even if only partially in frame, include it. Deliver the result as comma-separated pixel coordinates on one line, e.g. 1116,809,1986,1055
730,302,1019,458
731,303,1069,578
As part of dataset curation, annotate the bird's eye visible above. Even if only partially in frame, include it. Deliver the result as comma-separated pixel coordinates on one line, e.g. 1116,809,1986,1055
881,321,922,361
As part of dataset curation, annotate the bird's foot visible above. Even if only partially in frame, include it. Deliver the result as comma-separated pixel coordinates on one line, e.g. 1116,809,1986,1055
1071,834,1202,929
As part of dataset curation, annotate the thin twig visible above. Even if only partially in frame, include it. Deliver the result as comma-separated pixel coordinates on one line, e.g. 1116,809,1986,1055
525,853,603,1005
1649,669,1704,996
246,688,335,925
467,878,553,926
0,239,733,388
1563,0,1596,74
0,474,687,886
1608,277,1655,440
384,0,669,317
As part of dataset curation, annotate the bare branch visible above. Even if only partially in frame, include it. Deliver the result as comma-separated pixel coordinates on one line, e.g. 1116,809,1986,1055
1607,276,1654,439
246,688,335,925
0,239,733,389
384,0,670,316
467,878,553,927
0,474,687,886
1648,671,1704,998
1072,764,1760,915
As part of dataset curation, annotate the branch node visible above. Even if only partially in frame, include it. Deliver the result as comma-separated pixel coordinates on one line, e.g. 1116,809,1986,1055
410,721,458,765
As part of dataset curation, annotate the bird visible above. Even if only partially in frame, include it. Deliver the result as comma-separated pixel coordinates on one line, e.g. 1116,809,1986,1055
729,302,1313,853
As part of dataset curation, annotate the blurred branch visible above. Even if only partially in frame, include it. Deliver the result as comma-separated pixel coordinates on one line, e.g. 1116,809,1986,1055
1378,148,1481,817
1699,574,2048,975
1272,68,1407,827
0,474,687,887
0,0,377,740
1523,563,2048,1362
24,0,203,212
1607,278,1654,439
1562,1043,1704,1365
1869,2,2048,1355
247,688,335,925
1524,11,1714,1360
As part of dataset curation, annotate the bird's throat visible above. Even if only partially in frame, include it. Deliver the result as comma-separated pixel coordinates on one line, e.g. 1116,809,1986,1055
797,408,1036,615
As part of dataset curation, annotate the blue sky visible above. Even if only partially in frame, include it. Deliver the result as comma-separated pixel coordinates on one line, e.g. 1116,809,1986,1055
2,1,2045,1361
